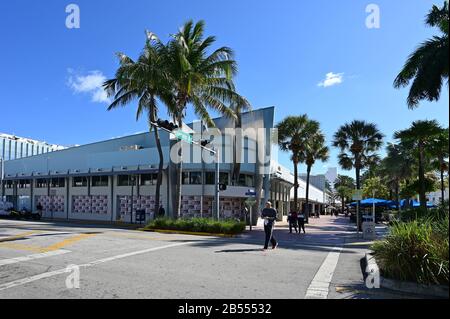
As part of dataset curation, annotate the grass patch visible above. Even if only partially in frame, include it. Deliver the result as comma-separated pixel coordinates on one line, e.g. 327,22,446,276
372,216,449,285
143,218,246,235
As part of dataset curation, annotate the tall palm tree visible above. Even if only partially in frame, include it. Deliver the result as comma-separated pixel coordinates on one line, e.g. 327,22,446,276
394,120,442,210
333,120,384,230
394,2,449,108
165,20,249,218
300,132,329,221
334,175,355,214
276,115,319,212
104,33,175,220
429,127,449,205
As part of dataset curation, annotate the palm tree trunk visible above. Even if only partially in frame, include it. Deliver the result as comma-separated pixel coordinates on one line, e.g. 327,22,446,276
293,160,299,211
440,157,445,206
418,143,427,210
175,114,184,219
305,165,311,223
150,107,163,219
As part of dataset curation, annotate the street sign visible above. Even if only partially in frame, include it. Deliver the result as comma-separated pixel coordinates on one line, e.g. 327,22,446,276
245,189,257,197
352,190,363,201
174,130,193,144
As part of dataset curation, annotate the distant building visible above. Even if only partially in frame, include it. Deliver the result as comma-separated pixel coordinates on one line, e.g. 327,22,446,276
0,133,65,161
426,188,449,206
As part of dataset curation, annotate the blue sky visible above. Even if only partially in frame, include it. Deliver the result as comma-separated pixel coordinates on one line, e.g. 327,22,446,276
0,0,448,177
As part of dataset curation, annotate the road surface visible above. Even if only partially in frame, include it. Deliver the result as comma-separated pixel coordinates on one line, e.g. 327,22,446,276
0,215,421,299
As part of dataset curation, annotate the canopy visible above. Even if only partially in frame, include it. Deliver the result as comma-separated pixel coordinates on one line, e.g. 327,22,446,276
400,199,435,208
349,198,390,207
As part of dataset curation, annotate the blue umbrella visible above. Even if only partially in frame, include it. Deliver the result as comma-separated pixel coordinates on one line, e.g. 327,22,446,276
349,198,390,207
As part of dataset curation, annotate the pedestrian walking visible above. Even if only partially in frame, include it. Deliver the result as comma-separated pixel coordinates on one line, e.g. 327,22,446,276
158,205,166,218
36,202,43,218
298,210,306,234
261,202,278,250
287,210,298,234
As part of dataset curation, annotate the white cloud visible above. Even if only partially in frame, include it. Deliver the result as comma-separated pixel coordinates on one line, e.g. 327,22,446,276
67,69,110,103
318,72,344,88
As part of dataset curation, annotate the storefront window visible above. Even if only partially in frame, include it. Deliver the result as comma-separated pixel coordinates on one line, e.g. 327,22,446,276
73,177,88,187
92,176,109,187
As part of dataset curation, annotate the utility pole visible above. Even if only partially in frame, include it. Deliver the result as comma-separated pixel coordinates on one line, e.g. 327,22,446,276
215,148,220,221
150,121,220,220
0,156,4,202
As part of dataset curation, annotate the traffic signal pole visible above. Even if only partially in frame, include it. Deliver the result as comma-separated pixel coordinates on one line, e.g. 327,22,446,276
151,121,221,220
215,148,220,221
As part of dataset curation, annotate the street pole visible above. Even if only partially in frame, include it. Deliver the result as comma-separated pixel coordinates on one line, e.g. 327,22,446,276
372,190,376,223
131,175,135,224
0,157,4,202
356,201,360,236
215,148,220,221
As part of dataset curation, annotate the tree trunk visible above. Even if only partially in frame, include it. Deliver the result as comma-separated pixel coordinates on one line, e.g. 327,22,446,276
440,157,445,206
150,107,164,219
293,160,299,211
418,143,427,210
175,114,184,219
305,165,311,223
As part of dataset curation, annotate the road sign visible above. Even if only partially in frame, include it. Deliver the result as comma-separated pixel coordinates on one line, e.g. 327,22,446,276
245,189,257,197
174,130,193,144
352,190,363,201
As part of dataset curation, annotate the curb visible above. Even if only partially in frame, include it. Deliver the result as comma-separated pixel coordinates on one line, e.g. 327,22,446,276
140,228,238,238
364,253,449,299
40,218,142,230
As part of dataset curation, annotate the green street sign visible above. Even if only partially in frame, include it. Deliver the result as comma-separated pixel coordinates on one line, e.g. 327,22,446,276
174,130,193,144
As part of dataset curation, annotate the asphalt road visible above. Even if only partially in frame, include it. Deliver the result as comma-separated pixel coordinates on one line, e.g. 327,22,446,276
0,216,420,299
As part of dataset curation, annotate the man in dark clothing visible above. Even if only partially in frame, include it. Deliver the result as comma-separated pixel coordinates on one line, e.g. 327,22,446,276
36,202,43,218
287,210,298,234
158,206,166,218
298,210,306,234
261,202,278,250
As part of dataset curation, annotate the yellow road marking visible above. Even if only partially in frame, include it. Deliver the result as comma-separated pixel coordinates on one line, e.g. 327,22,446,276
0,231,41,243
0,233,98,253
0,243,45,253
43,233,97,252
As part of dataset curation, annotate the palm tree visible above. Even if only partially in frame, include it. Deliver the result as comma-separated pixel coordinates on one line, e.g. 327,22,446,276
104,33,175,220
276,115,319,212
394,120,442,210
429,127,449,205
165,20,249,218
300,132,329,221
394,2,449,108
334,175,355,214
333,120,384,230
380,143,414,210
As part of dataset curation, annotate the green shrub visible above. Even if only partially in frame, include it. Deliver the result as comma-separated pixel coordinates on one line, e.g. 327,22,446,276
372,216,449,285
143,218,246,235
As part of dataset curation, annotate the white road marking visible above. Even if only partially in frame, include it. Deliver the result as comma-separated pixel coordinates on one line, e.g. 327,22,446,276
305,245,343,299
0,242,192,291
0,250,71,267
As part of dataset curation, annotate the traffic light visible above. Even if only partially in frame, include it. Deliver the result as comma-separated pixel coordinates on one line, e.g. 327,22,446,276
156,119,179,132
200,140,209,147
219,184,227,191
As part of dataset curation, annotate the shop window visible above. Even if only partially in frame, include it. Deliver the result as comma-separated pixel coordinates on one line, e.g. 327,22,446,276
92,176,109,187
73,177,88,187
